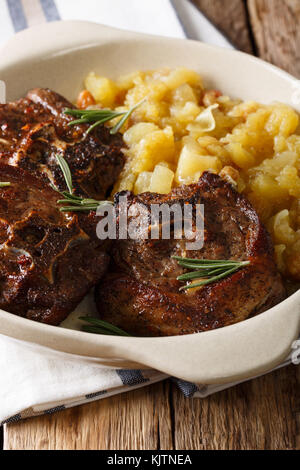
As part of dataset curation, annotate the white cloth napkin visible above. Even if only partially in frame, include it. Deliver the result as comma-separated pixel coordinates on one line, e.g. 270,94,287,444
0,0,298,424
0,0,232,46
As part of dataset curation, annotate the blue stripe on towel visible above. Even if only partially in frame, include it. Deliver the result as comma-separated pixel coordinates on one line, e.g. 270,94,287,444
117,370,149,386
6,0,27,32
173,379,199,398
40,0,60,22
1,413,22,424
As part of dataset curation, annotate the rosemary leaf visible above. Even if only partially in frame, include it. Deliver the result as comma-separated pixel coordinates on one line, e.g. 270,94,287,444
110,99,146,134
64,99,145,135
55,154,73,194
179,266,243,291
65,118,90,125
59,205,99,212
176,261,242,270
57,199,82,205
177,267,227,281
174,256,250,291
86,114,124,136
80,317,131,337
81,326,119,336
54,154,112,213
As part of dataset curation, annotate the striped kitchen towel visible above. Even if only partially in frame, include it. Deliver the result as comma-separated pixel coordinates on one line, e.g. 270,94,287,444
0,0,298,424
1,333,299,425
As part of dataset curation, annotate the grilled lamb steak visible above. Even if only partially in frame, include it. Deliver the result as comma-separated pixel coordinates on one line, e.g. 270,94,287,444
95,172,285,336
0,163,109,325
0,88,124,199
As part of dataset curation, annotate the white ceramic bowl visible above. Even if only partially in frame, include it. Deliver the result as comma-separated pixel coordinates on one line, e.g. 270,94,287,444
0,21,299,384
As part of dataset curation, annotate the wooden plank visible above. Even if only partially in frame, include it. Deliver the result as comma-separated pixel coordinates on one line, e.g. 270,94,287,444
172,365,299,450
4,382,173,450
191,0,254,53
247,0,300,77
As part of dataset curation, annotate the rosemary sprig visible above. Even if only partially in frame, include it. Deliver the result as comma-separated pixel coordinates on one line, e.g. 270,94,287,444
54,154,112,212
80,317,131,337
0,182,11,188
173,256,250,291
64,98,145,135
55,154,73,193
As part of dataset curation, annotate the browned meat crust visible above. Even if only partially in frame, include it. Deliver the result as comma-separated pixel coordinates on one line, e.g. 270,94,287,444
0,163,110,325
0,88,125,199
95,172,286,336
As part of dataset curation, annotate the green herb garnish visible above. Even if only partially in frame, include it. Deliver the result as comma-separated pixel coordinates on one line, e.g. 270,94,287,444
173,256,250,291
80,316,131,336
64,98,145,135
0,182,11,188
54,154,112,212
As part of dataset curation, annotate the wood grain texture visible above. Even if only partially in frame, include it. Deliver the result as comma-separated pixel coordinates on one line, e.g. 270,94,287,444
4,382,173,450
192,0,254,53
247,0,300,77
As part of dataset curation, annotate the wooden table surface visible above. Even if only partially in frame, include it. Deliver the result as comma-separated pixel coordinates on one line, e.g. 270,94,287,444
3,0,300,451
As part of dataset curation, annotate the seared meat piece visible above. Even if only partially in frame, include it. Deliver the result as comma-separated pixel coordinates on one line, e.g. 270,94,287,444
0,163,109,325
0,88,124,199
95,172,285,336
